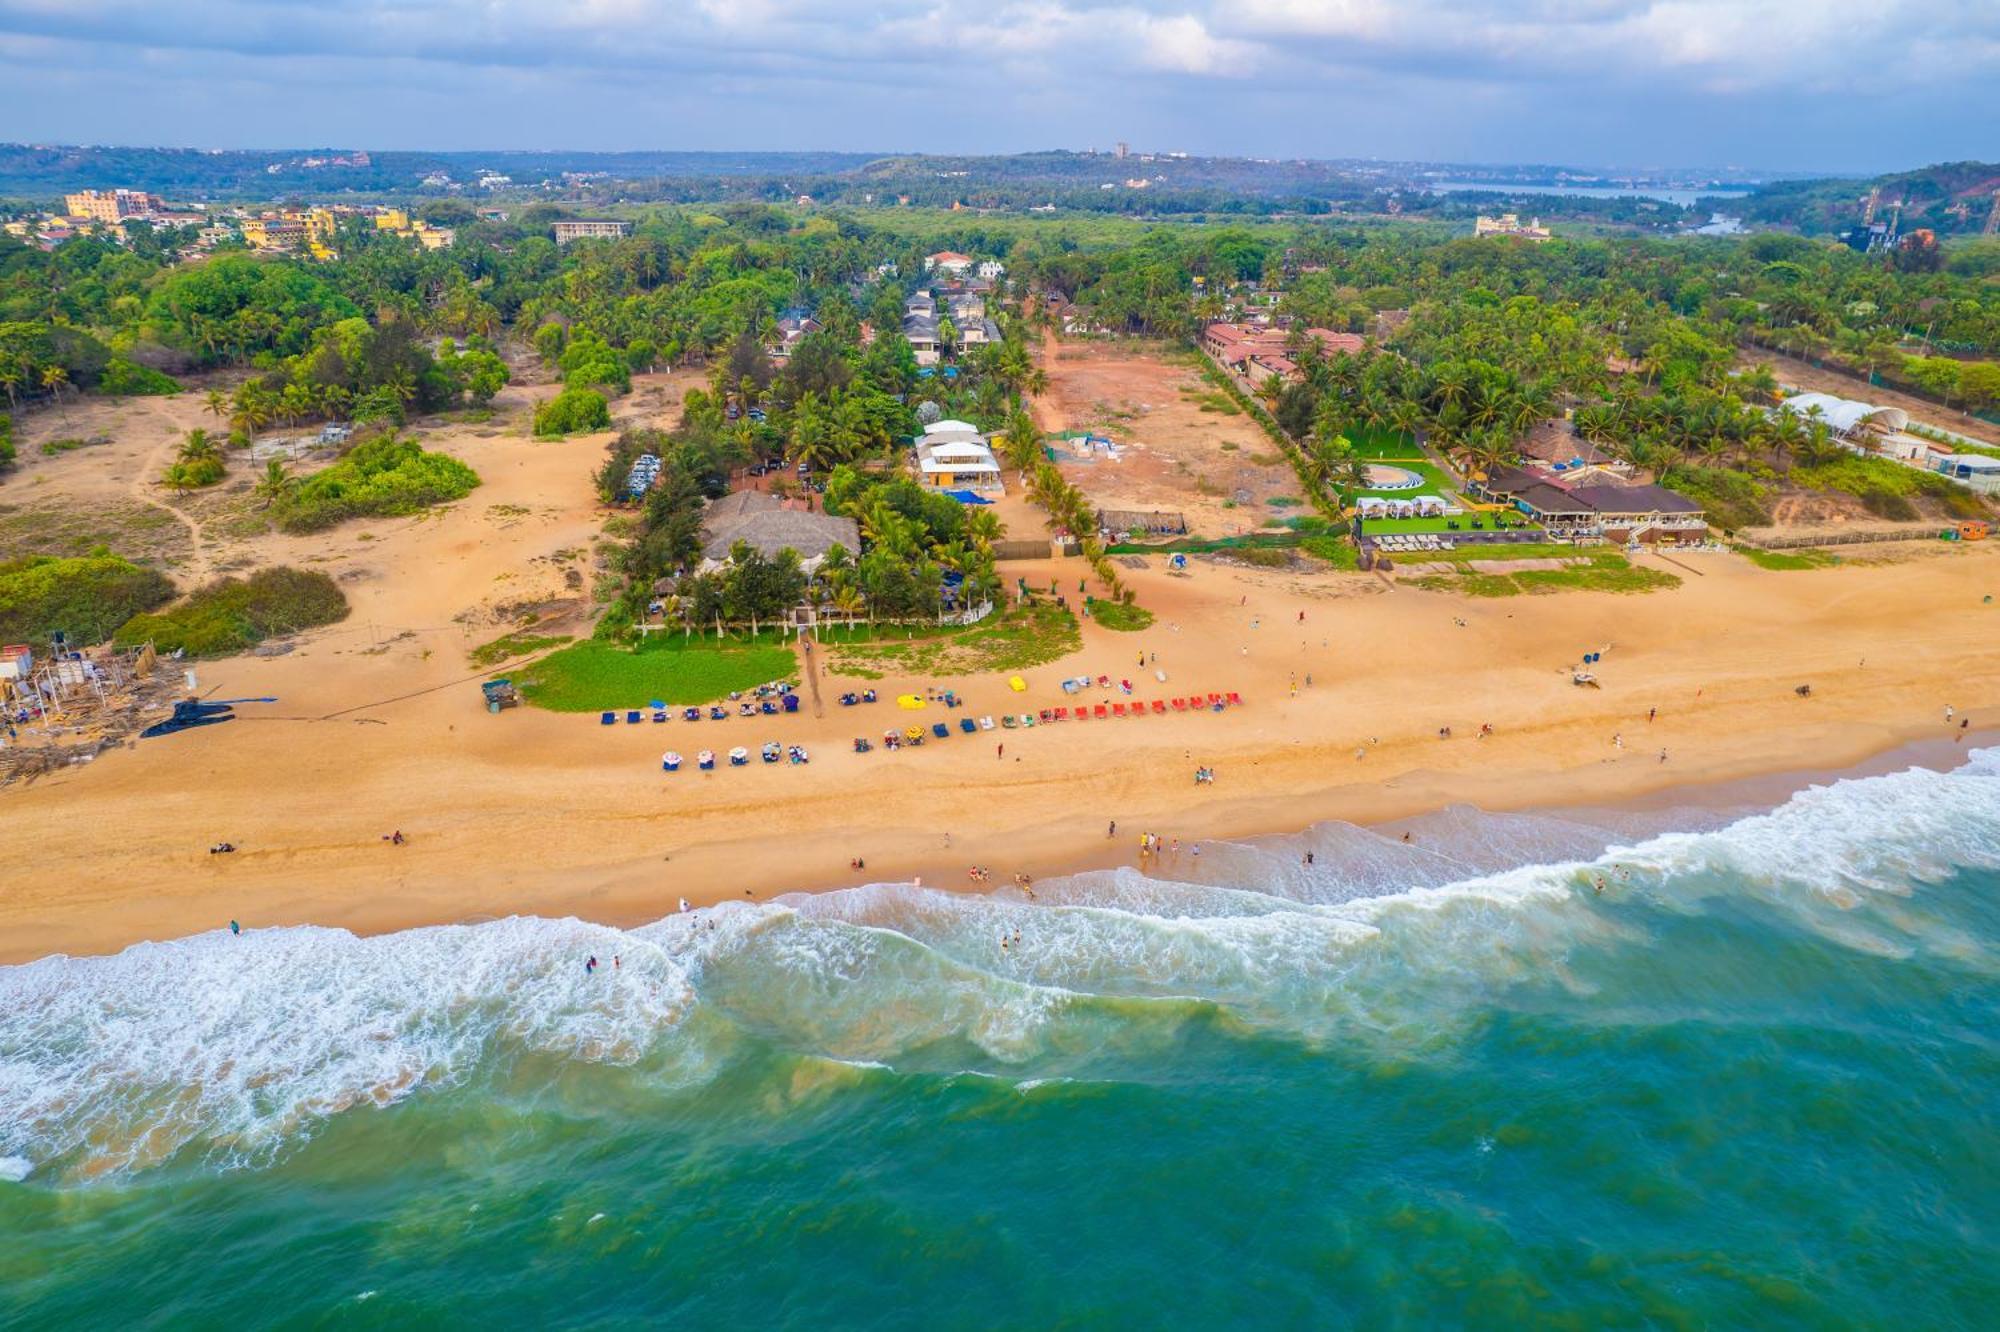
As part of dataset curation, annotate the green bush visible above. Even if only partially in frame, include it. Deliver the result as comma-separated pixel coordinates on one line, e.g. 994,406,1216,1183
163,456,226,489
1660,466,1769,531
534,388,611,437
276,433,479,532
98,358,183,396
1793,455,1970,521
114,566,349,657
0,414,16,468
0,553,176,648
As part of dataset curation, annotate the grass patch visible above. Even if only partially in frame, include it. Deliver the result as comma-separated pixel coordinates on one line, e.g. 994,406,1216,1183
1734,545,1839,571
1410,550,1680,597
468,627,574,668
113,567,349,656
1792,455,1980,520
1265,496,1302,508
0,501,189,564
1300,534,1360,569
826,600,1081,678
1089,599,1155,631
518,635,796,710
40,435,111,457
1355,457,1455,498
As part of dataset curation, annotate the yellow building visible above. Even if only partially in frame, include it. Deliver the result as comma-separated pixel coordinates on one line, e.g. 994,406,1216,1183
373,208,410,231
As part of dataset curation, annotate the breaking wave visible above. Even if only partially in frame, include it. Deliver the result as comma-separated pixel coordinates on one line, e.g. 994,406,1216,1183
4,748,1996,1182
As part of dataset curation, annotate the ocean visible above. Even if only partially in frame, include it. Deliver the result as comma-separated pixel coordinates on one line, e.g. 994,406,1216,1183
3,750,1997,1327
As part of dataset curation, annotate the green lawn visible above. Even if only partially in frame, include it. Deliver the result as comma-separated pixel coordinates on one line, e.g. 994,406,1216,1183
826,600,1081,678
468,628,574,668
1346,425,1421,459
1354,457,1457,499
516,636,798,711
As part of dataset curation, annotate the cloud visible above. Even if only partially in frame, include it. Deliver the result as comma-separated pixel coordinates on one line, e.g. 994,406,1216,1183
0,0,1993,165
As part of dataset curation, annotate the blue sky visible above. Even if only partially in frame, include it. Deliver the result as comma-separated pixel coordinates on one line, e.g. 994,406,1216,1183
0,1,1994,172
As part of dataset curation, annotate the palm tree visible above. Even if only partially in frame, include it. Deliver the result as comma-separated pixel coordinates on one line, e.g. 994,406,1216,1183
203,388,229,421
178,428,223,466
254,456,298,509
41,365,70,424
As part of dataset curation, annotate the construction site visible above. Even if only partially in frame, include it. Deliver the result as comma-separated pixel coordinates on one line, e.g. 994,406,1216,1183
0,642,189,786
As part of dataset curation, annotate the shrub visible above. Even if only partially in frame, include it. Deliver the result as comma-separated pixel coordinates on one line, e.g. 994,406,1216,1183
1660,466,1769,531
163,456,226,489
0,553,175,648
534,388,611,437
0,413,13,467
98,358,183,396
114,566,349,657
276,432,480,532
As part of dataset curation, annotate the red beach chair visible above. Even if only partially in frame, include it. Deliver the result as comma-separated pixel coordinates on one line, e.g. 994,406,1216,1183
1112,703,1127,717
1095,703,1109,718
1075,707,1089,722
1227,692,1243,706
1055,707,1069,721
1151,700,1167,714
1172,697,1188,711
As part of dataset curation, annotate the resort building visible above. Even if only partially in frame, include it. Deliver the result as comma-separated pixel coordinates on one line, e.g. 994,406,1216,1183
1203,322,1367,387
1479,468,1707,543
924,250,974,275
552,218,632,244
1474,213,1552,240
914,421,1003,493
698,491,858,573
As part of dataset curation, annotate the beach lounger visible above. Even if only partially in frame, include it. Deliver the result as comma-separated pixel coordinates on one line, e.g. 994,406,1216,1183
1074,707,1088,722
1173,697,1188,711
1151,700,1166,714
626,711,642,724
600,712,616,725
652,711,668,723
783,694,800,713
1112,703,1126,717
1227,692,1242,705
1039,709,1053,723
979,715,997,730
1095,704,1108,718
960,718,977,733
932,722,949,739
1002,714,1018,728
1055,707,1069,721
1022,714,1037,728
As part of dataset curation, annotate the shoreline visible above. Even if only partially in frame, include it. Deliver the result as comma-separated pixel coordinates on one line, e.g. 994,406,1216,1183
7,716,1994,967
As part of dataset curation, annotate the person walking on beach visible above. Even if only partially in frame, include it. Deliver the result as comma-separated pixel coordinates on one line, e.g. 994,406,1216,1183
1648,707,1657,723
229,919,240,936
997,742,1004,760
1659,748,1669,764
1108,820,1116,839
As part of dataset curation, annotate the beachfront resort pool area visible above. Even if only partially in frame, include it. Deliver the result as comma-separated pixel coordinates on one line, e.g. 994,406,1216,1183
1363,464,1424,491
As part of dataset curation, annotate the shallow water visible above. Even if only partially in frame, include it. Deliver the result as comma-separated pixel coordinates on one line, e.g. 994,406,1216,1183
3,752,1997,1326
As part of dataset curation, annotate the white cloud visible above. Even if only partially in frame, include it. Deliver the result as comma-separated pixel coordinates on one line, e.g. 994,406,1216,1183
1134,13,1260,74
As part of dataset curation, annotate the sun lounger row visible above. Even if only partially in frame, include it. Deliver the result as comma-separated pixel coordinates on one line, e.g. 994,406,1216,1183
1373,534,1456,553
661,744,810,771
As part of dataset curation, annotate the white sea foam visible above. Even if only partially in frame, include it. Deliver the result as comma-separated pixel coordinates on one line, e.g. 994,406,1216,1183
3,749,1993,1182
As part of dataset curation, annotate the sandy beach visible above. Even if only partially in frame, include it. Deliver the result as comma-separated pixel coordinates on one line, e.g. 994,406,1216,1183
5,472,1997,961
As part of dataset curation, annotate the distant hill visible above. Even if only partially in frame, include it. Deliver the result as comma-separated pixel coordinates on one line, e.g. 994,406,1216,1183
1722,161,2000,237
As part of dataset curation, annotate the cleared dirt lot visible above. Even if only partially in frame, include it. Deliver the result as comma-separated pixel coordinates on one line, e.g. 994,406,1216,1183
1743,349,2000,447
1032,336,1305,538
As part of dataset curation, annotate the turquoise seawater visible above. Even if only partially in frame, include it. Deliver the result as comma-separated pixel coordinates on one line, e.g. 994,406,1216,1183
4,751,1998,1327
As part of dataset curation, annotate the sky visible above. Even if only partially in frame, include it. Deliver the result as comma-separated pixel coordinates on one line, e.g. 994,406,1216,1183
0,0,1994,173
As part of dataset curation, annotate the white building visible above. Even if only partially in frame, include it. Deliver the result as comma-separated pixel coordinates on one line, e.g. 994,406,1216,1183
1777,393,1910,439
924,250,974,275
976,260,1006,281
914,421,1003,492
